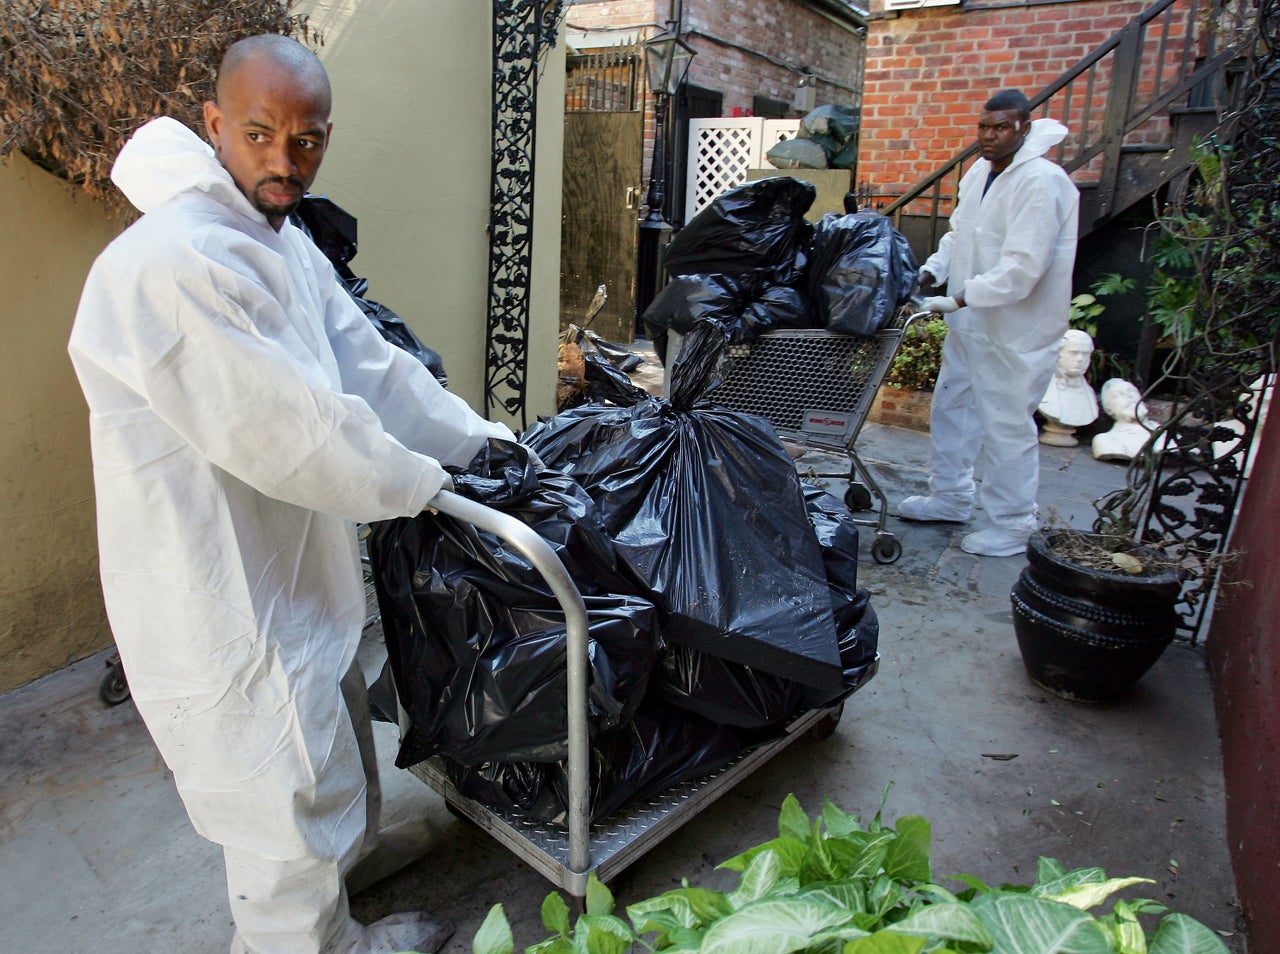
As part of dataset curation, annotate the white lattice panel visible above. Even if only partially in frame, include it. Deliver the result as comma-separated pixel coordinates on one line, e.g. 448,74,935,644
685,118,801,219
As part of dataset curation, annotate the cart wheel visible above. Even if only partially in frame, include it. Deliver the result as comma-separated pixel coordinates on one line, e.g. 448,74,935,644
99,660,131,707
871,535,903,565
843,482,873,512
809,703,844,740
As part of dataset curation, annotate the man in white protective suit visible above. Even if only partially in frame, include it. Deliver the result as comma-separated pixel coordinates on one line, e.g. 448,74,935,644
899,89,1079,557
67,35,516,954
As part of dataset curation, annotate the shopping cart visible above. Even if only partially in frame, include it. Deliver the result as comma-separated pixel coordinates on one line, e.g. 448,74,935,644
703,309,928,566
399,489,866,898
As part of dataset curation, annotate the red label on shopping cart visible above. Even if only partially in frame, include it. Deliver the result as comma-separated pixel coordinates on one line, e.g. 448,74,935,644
801,409,853,438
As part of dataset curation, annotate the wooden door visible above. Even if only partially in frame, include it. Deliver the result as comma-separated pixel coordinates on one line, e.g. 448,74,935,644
560,111,642,343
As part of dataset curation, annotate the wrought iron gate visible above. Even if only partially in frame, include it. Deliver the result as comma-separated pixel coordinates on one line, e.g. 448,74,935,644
485,0,563,427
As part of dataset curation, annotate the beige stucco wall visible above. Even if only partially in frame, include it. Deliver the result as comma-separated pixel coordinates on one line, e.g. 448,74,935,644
301,0,563,424
0,158,122,690
0,3,564,692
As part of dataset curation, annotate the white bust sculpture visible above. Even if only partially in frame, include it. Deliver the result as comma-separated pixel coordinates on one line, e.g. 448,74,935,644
1038,329,1100,446
1092,378,1158,462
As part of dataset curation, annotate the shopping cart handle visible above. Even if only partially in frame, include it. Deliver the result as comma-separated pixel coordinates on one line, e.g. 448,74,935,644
424,488,593,872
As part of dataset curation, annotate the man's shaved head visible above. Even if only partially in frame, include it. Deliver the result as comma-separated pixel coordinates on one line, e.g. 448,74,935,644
216,35,331,115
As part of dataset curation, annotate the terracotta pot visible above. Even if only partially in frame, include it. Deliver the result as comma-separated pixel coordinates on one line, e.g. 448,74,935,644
1010,529,1181,703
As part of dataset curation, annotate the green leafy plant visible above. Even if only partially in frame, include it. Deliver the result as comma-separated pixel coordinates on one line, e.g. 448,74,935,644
471,792,1229,954
1069,272,1136,341
1143,228,1201,350
886,317,947,391
1068,272,1137,383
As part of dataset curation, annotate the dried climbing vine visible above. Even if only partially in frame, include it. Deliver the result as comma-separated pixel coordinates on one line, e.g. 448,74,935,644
0,0,316,213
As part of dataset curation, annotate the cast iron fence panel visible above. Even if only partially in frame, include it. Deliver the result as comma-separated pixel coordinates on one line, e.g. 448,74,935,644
486,0,563,427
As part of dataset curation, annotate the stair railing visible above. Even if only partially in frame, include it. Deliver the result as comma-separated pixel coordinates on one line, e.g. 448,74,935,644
883,0,1252,250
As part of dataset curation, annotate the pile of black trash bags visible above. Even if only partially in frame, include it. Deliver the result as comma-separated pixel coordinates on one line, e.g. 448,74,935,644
367,320,880,827
643,175,919,355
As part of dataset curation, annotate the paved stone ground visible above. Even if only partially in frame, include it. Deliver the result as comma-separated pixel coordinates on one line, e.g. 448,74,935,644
0,344,1243,953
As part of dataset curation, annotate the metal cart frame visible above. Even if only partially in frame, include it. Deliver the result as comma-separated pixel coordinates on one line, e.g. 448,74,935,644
704,310,928,565
403,489,864,898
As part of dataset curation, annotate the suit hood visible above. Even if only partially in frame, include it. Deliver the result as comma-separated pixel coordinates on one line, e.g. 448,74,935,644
1010,118,1069,168
110,117,261,222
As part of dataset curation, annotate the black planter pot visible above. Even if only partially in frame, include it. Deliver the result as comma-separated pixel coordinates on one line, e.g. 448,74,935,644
1010,530,1182,703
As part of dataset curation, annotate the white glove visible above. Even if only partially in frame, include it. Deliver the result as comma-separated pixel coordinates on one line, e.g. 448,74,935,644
919,296,960,314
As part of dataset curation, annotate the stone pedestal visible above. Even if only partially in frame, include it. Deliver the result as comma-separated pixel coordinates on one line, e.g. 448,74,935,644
1039,417,1079,446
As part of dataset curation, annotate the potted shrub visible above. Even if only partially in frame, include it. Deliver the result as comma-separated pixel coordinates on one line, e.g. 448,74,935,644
872,315,947,431
1011,527,1184,703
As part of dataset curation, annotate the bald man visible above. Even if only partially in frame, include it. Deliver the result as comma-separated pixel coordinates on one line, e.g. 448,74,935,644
69,35,512,953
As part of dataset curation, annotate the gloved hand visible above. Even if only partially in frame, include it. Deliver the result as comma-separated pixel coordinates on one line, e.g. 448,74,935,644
919,295,960,314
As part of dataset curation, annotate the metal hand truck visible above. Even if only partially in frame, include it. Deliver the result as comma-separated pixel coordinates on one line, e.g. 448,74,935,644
401,489,863,898
703,309,929,565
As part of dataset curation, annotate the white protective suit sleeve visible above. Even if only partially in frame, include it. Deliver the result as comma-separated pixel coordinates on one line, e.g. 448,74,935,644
83,229,506,525
956,166,1074,310
923,230,955,288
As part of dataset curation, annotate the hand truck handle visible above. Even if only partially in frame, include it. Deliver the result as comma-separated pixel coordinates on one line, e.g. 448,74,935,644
425,488,592,872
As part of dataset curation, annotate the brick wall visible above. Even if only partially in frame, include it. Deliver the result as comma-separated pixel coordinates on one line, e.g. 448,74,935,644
857,0,1153,197
682,0,865,116
566,0,866,119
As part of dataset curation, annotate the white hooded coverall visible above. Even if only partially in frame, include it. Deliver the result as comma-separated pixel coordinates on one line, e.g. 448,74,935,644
68,117,513,953
921,118,1080,532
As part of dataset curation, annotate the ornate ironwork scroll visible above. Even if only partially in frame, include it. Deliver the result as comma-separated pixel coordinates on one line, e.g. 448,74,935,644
485,0,564,427
1092,0,1279,643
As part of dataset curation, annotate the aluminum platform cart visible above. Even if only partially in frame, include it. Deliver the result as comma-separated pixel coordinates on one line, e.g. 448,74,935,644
704,309,928,566
402,489,864,898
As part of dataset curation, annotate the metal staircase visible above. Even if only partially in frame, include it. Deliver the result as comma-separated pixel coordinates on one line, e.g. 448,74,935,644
883,0,1253,249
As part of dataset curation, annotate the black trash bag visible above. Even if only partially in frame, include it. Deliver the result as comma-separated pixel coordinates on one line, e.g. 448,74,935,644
367,440,661,767
665,318,737,408
523,325,844,693
351,294,449,386
664,177,815,282
652,643,808,729
645,273,818,346
590,336,643,373
642,273,748,335
442,700,749,825
798,485,880,709
806,211,919,336
582,351,654,408
740,282,819,335
293,194,449,386
652,484,879,728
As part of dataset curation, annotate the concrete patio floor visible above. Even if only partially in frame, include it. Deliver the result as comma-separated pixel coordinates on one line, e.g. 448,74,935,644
0,418,1244,953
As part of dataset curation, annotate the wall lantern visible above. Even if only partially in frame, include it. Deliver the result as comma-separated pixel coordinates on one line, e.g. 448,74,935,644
644,27,696,98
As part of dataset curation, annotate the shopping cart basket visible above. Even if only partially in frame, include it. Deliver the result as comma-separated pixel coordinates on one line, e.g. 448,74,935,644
703,309,928,565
